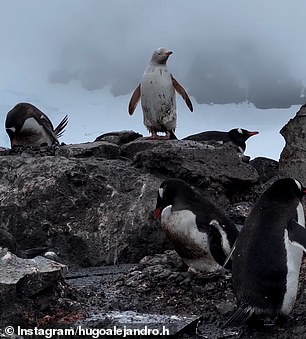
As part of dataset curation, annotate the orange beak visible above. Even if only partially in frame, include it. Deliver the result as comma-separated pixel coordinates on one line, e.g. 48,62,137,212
247,131,259,136
153,207,162,219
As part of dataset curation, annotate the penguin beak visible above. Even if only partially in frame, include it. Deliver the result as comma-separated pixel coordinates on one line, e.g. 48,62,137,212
302,187,306,195
165,50,173,56
153,207,162,219
247,131,259,136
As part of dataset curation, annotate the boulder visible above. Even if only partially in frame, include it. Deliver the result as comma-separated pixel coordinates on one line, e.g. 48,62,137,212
0,248,67,326
279,104,306,185
249,157,279,183
131,140,259,205
0,132,262,268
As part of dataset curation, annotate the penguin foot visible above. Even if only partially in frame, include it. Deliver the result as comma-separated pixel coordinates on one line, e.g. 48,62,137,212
149,131,170,140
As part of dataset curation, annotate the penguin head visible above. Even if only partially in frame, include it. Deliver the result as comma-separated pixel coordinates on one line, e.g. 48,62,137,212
153,178,194,219
150,47,173,65
5,103,29,138
269,178,306,201
229,128,259,142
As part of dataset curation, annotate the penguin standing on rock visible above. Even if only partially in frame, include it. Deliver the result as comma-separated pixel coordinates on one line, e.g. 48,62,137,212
5,102,68,148
184,128,259,153
225,178,306,326
153,178,238,273
128,48,193,140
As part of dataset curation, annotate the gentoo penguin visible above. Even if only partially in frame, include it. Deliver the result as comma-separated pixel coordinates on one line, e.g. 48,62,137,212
225,178,306,326
5,102,68,147
184,128,259,153
153,178,238,272
128,47,193,139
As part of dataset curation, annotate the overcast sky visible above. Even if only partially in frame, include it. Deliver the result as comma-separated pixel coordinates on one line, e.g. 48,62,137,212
0,1,305,159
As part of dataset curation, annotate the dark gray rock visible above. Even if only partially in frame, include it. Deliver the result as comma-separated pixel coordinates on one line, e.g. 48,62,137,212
280,105,306,185
0,248,67,326
56,141,120,159
0,153,167,267
0,135,264,270
132,140,259,205
249,157,279,183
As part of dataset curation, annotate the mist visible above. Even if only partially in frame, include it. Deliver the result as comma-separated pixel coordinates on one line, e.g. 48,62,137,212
0,0,305,159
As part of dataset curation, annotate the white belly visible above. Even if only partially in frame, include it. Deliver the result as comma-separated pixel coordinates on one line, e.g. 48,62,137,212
19,117,53,146
281,202,305,315
161,206,223,272
141,66,176,131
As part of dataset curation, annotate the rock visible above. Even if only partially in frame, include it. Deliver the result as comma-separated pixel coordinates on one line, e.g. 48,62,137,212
280,105,306,185
56,141,120,159
226,202,253,227
75,311,202,338
249,157,279,183
0,229,17,253
0,132,262,269
121,138,166,158
132,140,259,205
0,153,168,267
0,248,67,326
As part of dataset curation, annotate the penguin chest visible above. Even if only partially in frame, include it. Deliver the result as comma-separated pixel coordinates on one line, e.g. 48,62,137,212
17,118,53,146
281,203,305,315
161,206,222,272
141,67,176,131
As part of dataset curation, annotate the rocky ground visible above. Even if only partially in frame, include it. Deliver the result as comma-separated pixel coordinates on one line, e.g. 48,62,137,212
64,250,306,339
0,107,305,338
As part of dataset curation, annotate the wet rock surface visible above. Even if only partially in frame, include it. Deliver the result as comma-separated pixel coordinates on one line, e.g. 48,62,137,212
63,251,306,338
0,120,304,338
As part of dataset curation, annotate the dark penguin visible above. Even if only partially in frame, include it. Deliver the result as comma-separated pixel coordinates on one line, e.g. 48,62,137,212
225,178,306,326
5,102,68,147
183,128,259,153
153,178,238,273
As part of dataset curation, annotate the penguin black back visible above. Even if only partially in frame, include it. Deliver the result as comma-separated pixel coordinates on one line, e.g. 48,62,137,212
183,128,258,152
226,178,306,326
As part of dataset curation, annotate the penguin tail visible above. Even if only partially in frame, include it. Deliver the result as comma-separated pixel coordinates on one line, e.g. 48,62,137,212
223,306,254,328
169,130,178,140
54,115,68,138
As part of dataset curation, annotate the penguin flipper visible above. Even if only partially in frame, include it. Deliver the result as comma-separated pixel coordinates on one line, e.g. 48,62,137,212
222,239,237,268
171,75,193,112
224,306,254,327
128,83,141,115
287,219,306,251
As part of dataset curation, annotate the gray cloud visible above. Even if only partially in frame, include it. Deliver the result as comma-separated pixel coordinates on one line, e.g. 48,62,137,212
0,0,305,108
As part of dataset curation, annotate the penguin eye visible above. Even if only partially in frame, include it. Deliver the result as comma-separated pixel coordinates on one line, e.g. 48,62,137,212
237,128,243,134
158,188,164,199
